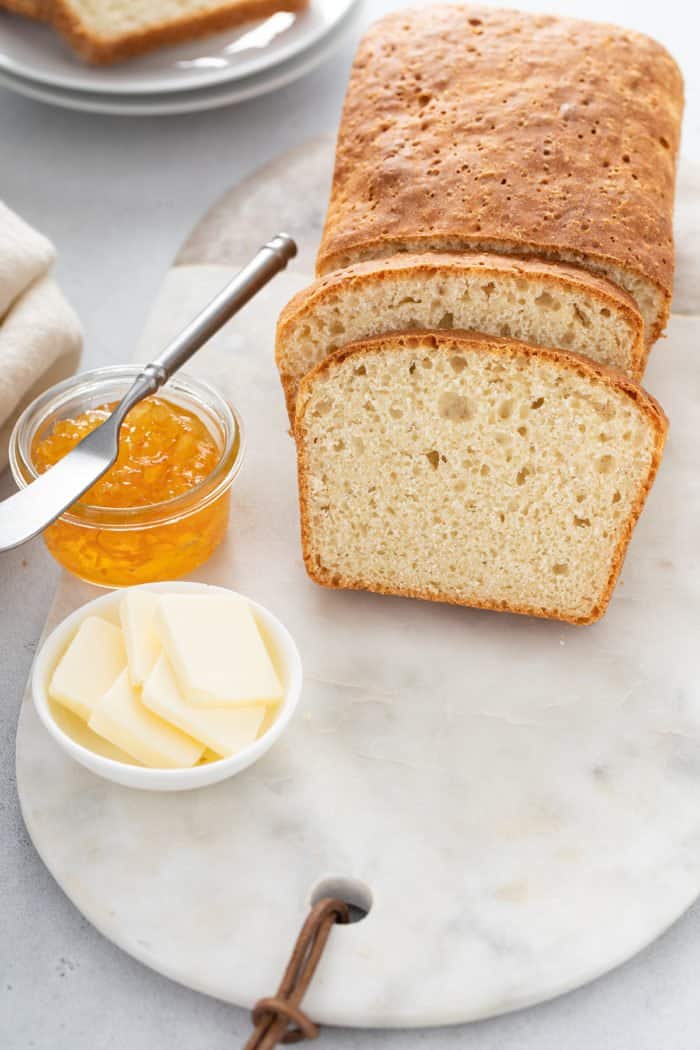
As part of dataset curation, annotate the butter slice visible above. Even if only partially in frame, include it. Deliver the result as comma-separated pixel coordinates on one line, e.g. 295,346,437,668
143,655,265,757
120,590,161,686
156,594,284,707
89,669,204,769
49,616,127,721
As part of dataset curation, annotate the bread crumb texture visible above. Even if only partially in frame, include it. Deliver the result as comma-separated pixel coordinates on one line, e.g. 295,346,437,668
277,252,645,421
296,333,666,625
317,5,684,343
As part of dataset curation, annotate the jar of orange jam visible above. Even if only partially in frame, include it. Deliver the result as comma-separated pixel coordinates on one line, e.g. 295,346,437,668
9,367,244,587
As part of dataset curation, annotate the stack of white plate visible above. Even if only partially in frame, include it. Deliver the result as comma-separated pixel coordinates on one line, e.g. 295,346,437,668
0,0,362,114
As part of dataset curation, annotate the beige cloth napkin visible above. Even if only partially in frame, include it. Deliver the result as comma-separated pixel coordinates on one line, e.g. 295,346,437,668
0,202,83,469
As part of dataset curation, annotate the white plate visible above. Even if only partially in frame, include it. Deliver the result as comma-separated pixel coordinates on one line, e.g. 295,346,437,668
0,4,360,115
0,0,358,94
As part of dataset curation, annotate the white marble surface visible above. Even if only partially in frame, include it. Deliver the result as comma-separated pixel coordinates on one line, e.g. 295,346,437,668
2,0,700,1047
15,263,700,1026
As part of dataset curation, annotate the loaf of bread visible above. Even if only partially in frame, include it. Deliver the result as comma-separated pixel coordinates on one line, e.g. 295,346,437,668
317,6,683,345
277,252,645,423
49,0,309,64
295,332,667,625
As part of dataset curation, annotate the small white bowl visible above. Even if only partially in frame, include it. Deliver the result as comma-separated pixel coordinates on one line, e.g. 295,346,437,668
32,581,302,791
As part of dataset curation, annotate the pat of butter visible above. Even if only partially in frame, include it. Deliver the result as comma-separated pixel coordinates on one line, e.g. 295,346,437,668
143,655,265,757
120,590,161,686
50,616,127,721
89,669,204,769
156,594,284,707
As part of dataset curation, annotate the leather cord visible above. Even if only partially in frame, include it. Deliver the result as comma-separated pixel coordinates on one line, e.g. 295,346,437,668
244,898,351,1049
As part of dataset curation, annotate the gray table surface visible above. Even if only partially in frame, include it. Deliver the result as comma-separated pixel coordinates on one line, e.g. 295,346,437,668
1,1,698,1047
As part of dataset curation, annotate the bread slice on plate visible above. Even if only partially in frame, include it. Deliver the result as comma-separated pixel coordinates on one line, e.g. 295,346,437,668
277,252,646,423
0,0,47,19
50,0,309,65
294,331,667,625
317,6,684,345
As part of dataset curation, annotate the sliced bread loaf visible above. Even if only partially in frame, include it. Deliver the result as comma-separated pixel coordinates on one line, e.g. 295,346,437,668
317,6,684,344
277,253,645,423
295,332,667,625
50,0,309,64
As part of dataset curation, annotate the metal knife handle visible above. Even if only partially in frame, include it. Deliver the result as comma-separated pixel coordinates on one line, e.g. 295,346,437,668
129,233,297,404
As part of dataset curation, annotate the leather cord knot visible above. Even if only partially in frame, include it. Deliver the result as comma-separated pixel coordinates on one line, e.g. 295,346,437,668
251,998,318,1043
244,898,350,1050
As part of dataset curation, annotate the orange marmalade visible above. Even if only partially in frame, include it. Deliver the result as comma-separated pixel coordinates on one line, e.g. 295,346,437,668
32,396,235,587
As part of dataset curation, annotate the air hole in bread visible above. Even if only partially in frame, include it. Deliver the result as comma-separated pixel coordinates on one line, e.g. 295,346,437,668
597,454,615,474
553,563,569,576
439,391,475,421
574,304,591,327
534,291,561,310
531,397,545,409
312,398,333,417
450,356,467,373
425,450,440,469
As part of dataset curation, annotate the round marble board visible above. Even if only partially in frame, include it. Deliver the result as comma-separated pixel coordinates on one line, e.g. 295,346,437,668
15,140,700,1028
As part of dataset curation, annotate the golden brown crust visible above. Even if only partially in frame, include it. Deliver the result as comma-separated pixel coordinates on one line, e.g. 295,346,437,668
294,330,668,626
0,0,48,19
317,6,683,341
276,250,647,421
49,0,309,65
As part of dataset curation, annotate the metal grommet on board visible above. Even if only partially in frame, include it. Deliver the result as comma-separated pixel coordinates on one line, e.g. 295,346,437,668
244,897,351,1049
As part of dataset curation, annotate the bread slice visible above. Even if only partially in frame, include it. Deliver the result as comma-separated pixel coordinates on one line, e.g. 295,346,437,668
295,331,667,625
277,252,645,423
317,6,684,345
50,0,309,65
0,0,47,19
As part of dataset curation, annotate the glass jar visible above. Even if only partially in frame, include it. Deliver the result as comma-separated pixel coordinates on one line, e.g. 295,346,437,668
9,366,244,587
